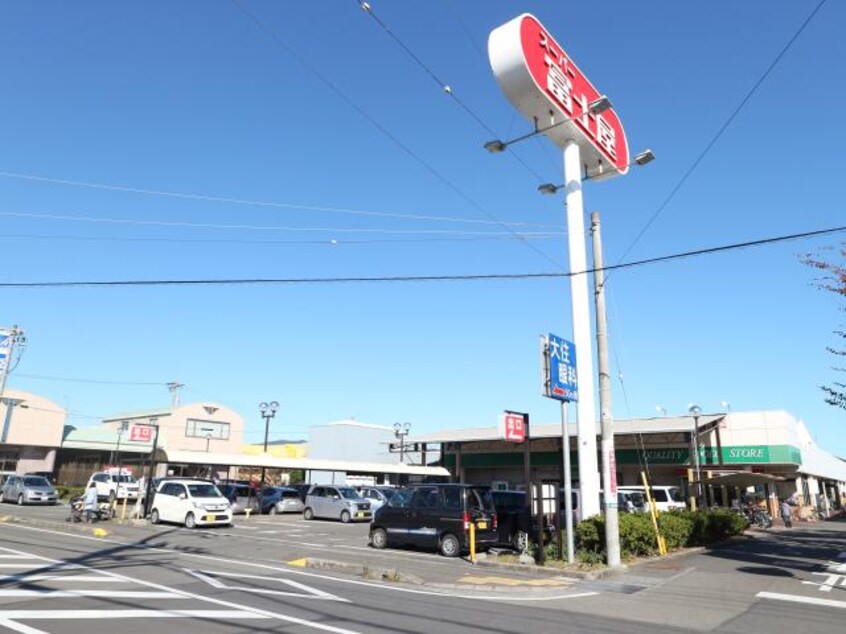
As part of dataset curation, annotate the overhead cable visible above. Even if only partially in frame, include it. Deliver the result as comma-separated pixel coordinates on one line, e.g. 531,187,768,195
614,0,828,267
2,223,842,288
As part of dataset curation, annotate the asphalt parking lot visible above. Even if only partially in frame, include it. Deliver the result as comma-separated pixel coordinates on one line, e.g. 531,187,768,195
0,500,539,588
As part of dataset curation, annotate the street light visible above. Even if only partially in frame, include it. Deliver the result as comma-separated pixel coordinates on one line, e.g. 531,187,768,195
655,405,667,417
720,400,731,413
484,96,612,153
393,422,411,463
259,401,279,488
537,149,656,194
688,403,703,509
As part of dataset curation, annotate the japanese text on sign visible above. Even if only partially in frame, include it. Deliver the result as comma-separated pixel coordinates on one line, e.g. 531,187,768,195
498,412,527,443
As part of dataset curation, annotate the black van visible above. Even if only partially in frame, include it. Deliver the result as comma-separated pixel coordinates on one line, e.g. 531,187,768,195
369,484,498,557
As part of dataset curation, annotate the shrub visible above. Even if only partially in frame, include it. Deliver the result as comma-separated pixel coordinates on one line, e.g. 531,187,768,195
56,486,84,501
575,508,747,562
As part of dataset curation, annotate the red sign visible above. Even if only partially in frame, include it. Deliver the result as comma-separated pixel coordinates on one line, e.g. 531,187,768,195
489,14,629,180
129,425,153,443
498,412,527,443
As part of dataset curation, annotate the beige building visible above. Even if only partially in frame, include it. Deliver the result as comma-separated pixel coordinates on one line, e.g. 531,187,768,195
0,389,66,474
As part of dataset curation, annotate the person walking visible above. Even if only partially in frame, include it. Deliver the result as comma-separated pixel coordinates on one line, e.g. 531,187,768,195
780,499,793,528
83,482,99,523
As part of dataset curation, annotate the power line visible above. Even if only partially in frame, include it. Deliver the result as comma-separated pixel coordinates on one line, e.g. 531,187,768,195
228,0,562,269
0,210,561,237
0,170,557,229
615,0,828,266
0,231,563,247
2,223,843,289
355,1,550,184
15,373,166,386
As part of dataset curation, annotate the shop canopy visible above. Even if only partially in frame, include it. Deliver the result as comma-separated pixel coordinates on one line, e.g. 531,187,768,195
702,472,785,488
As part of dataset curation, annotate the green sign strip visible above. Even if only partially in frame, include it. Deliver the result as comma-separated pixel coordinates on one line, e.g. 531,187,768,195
443,444,801,468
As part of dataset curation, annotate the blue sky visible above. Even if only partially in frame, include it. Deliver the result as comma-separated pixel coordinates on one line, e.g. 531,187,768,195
2,1,844,455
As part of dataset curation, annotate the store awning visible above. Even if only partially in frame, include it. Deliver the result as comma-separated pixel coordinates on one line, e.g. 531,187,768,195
703,472,785,487
163,449,450,478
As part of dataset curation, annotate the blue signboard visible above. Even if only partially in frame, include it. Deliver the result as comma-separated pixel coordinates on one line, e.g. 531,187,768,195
546,333,578,402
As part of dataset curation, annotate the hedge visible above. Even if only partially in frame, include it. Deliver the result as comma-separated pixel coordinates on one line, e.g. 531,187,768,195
575,509,748,562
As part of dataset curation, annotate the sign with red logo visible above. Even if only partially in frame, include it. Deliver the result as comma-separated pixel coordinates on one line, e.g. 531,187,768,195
489,14,629,180
498,412,527,443
129,425,153,443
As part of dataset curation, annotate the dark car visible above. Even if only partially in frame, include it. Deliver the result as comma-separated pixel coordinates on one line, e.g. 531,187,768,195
259,486,306,515
287,483,312,502
491,490,534,550
369,484,498,557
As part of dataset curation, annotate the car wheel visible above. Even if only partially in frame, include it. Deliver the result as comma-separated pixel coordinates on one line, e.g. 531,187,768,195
371,527,388,549
150,509,160,524
268,505,278,516
340,510,351,524
185,512,196,529
303,507,314,520
512,530,529,553
17,494,24,506
440,533,461,557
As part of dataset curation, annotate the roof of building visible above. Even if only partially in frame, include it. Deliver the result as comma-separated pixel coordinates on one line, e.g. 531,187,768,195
163,449,449,477
102,407,173,422
406,415,726,444
61,426,153,452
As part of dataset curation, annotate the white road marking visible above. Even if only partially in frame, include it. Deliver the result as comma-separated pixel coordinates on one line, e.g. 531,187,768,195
1,524,595,603
757,591,846,609
0,590,183,599
185,569,349,602
0,610,270,619
0,556,35,560
0,618,48,634
0,542,362,634
0,575,123,583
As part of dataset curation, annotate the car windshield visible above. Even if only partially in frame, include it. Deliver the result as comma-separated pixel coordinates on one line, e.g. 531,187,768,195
23,477,50,487
380,488,396,500
468,487,494,512
338,487,360,500
281,490,300,499
668,488,684,502
112,475,136,483
187,484,222,498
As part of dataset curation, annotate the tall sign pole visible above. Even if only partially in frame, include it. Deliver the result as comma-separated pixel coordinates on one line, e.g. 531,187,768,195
489,14,630,520
591,212,621,568
0,326,25,405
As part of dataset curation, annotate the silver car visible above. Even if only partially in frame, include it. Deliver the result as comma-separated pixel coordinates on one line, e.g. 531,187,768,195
2,475,58,505
303,485,372,523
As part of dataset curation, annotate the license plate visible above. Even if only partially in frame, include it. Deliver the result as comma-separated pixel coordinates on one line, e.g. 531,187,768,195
357,512,365,518
204,514,215,522
477,521,488,530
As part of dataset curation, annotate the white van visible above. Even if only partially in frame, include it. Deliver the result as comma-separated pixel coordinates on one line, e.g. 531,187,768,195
149,479,232,528
618,485,686,512
87,468,140,502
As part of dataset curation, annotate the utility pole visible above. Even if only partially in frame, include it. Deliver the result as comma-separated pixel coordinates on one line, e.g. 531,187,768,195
167,382,184,408
0,326,26,404
590,212,621,568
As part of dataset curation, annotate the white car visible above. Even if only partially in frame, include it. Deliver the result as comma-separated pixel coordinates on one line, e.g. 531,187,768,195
87,470,140,502
618,486,686,513
149,479,232,528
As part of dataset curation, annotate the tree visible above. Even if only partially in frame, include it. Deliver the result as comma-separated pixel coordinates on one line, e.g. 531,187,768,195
803,244,846,409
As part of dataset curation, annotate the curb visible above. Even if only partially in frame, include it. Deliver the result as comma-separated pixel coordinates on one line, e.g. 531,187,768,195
286,557,424,585
0,514,115,537
474,556,615,580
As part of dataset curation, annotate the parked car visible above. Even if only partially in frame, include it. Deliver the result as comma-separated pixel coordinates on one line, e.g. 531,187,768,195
370,484,498,557
304,485,372,523
357,486,396,513
1,475,58,505
618,486,686,512
86,469,140,502
259,487,305,515
217,483,259,514
288,483,312,502
149,479,232,528
24,471,56,485
491,490,536,550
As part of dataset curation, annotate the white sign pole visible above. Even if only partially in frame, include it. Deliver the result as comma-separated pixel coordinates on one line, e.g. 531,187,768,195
563,141,601,519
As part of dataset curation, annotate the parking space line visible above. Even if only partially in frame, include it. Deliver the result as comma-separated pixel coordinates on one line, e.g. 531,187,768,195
0,575,126,583
757,591,846,609
0,610,271,619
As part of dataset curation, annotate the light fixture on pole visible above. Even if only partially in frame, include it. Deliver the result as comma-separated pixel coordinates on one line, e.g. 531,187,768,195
259,401,279,488
655,405,667,417
484,96,612,154
720,400,731,413
537,150,655,194
688,403,703,509
393,422,411,463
